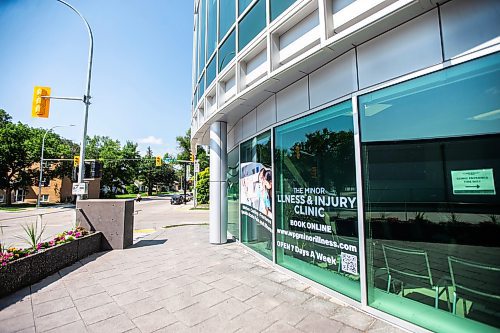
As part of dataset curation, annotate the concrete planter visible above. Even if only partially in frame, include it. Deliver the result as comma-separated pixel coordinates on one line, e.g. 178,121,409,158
0,232,102,298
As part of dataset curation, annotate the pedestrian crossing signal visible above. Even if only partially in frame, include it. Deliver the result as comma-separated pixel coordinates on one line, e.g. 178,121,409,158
155,156,162,167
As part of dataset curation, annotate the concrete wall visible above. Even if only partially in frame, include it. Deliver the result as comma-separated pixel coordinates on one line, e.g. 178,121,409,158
226,0,500,151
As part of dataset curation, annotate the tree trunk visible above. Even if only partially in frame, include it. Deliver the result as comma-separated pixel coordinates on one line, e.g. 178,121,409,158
5,187,12,206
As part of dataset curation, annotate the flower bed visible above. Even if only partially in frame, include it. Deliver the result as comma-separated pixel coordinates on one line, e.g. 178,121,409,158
0,228,102,297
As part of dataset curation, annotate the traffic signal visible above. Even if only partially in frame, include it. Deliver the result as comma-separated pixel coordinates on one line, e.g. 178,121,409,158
32,86,51,118
155,156,162,167
73,155,80,167
190,152,195,162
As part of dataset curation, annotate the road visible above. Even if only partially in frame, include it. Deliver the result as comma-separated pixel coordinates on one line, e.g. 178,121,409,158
0,196,209,248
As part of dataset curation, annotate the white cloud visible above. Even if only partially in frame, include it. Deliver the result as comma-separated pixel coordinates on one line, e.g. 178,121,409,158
138,135,164,145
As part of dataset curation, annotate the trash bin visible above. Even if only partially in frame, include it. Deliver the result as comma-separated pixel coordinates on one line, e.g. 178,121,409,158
76,199,134,250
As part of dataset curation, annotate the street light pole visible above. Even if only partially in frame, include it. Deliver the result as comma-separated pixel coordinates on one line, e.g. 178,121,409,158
56,0,93,201
37,125,75,208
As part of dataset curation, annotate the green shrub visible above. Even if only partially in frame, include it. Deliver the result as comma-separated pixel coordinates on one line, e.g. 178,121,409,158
196,167,210,204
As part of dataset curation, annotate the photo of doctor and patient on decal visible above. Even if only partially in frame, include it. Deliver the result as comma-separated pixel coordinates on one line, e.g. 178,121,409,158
241,162,273,218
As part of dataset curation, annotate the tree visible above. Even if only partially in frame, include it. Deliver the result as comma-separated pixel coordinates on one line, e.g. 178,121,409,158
0,110,73,205
138,147,175,196
85,136,141,196
196,167,210,204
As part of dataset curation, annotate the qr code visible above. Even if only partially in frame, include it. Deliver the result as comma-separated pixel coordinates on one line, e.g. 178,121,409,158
341,252,358,275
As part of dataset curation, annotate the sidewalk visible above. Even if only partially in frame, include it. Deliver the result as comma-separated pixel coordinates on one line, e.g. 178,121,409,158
0,225,404,333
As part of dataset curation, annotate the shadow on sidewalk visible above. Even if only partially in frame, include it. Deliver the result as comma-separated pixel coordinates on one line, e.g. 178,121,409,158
128,238,167,248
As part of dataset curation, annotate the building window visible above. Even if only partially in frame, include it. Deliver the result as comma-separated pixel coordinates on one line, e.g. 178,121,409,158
219,0,235,41
274,99,360,301
240,130,272,260
238,0,266,51
15,189,26,202
270,0,295,21
41,194,49,203
206,0,218,61
206,56,216,88
238,0,253,15
218,29,235,72
360,53,500,332
227,147,239,240
197,0,207,79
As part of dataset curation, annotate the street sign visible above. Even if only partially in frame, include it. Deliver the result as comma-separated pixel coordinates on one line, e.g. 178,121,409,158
451,169,496,195
194,162,200,173
72,182,88,195
164,157,177,163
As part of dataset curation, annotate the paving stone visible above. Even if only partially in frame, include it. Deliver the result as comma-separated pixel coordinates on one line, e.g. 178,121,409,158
276,288,313,304
330,306,376,331
184,280,213,296
281,278,310,291
196,272,224,284
226,284,260,302
87,313,136,333
231,308,279,333
209,297,252,320
153,321,192,333
301,296,341,317
104,280,137,296
80,302,124,325
0,313,34,333
73,291,114,312
112,288,151,306
173,303,217,327
150,284,184,301
191,315,241,333
34,307,81,332
262,320,304,333
30,274,64,294
32,296,75,318
132,308,177,333
365,318,406,333
264,271,292,284
44,320,88,333
0,287,31,308
123,297,163,319
191,288,230,308
68,283,106,300
0,298,33,321
159,292,199,312
31,288,70,305
209,277,240,292
98,273,133,287
268,302,309,326
295,313,345,333
253,280,286,297
12,326,36,333
244,292,284,313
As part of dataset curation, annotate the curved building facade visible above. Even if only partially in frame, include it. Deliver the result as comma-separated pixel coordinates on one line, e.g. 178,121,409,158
191,1,500,332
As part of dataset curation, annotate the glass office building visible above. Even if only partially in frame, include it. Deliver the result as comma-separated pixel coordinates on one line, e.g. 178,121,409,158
191,1,500,332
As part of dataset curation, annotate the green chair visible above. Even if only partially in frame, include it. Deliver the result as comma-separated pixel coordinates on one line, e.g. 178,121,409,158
382,244,449,309
448,256,500,317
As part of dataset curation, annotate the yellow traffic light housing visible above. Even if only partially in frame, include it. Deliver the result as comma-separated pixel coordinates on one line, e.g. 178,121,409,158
155,156,162,167
73,155,80,167
190,152,195,162
32,86,51,118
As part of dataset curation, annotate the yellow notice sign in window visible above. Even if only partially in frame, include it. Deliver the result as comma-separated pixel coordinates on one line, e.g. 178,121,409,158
451,169,496,195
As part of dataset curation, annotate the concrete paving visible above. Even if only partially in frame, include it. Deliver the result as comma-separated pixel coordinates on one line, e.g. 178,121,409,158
0,223,405,333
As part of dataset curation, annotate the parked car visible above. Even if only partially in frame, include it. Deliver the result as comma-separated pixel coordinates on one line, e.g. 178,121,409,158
170,194,184,205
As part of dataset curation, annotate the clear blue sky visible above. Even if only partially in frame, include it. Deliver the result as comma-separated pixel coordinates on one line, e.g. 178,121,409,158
0,0,194,157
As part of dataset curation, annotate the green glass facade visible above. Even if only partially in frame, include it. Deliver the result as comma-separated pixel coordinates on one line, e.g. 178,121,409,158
274,100,360,301
238,0,266,51
224,53,500,333
270,0,296,21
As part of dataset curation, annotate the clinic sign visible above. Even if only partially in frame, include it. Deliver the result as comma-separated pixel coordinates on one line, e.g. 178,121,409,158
451,169,496,195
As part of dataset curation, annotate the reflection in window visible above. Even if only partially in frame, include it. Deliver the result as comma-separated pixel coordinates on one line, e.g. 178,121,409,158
218,29,235,72
207,0,218,61
361,53,500,332
270,0,295,21
227,148,240,239
197,0,206,78
274,100,360,301
206,56,216,88
240,131,272,260
238,0,266,51
219,0,235,40
199,73,205,99
238,0,253,14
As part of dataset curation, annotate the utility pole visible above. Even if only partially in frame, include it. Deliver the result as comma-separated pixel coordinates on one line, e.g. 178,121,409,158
56,0,94,201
